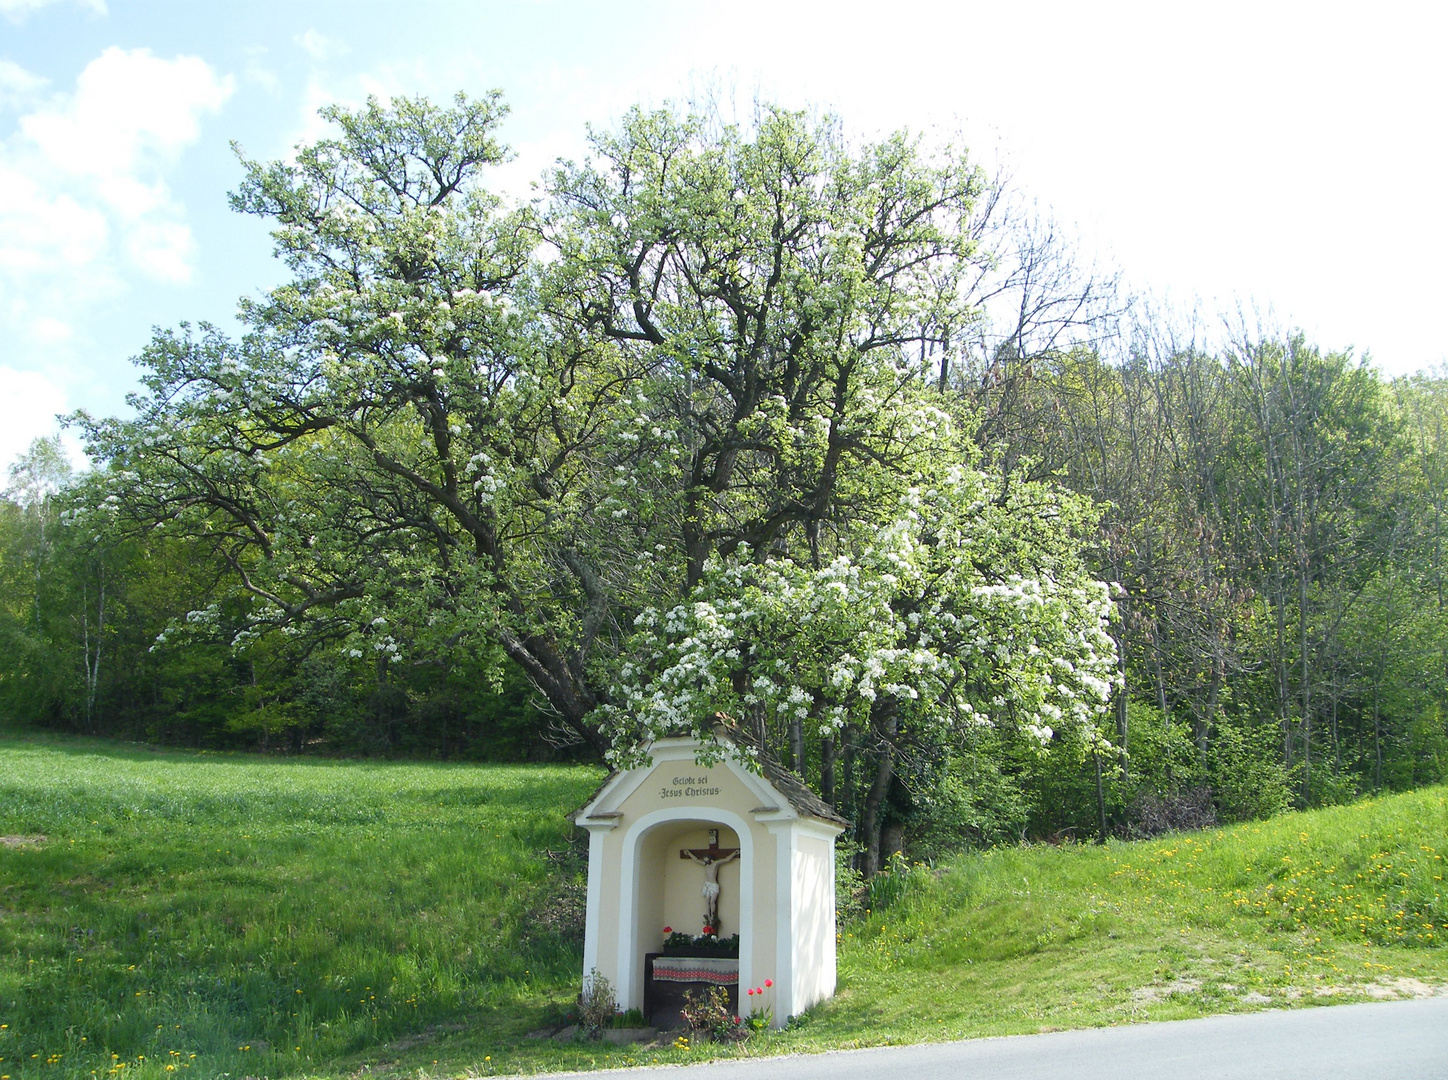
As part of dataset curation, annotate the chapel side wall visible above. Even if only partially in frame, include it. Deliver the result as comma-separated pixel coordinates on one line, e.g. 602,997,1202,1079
791,833,836,1013
635,828,668,995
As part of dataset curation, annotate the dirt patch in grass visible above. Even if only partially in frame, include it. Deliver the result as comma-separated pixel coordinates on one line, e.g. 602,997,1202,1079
1131,978,1202,1003
0,833,47,848
387,1023,468,1052
1300,977,1448,1001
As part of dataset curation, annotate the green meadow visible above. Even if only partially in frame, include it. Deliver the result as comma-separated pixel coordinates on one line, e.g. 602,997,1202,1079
1,732,1445,1080
0,733,598,1080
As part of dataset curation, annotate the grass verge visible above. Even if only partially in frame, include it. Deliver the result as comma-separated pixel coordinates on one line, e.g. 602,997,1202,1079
0,730,1444,1079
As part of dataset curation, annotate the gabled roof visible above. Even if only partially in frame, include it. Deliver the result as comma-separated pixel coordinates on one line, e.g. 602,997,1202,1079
571,723,850,828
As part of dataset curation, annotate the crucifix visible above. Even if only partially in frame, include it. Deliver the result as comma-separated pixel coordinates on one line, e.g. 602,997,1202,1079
680,828,740,934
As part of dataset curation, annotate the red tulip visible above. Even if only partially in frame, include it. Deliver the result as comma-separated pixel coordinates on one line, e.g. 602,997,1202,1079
764,979,773,988
663,926,672,933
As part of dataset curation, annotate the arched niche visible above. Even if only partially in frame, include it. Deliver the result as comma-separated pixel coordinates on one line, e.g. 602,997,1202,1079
617,806,754,1011
637,819,743,940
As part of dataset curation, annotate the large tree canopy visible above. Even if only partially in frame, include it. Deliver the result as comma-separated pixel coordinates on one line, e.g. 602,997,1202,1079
77,93,1118,868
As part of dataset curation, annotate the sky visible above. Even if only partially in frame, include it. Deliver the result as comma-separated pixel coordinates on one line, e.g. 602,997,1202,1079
1,0,1445,475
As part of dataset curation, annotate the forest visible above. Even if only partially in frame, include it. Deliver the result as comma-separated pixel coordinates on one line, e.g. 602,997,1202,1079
2,93,1444,866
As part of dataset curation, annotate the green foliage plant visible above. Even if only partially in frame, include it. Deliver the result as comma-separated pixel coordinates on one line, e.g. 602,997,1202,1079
866,850,930,913
1209,721,1292,822
834,839,867,922
612,1008,647,1029
743,982,775,1033
578,969,617,1035
679,985,746,1042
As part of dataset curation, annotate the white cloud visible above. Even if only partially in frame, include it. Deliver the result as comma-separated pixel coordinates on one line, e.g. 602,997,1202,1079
0,367,83,477
0,164,108,274
30,316,73,344
20,48,233,223
0,48,233,366
124,218,196,283
296,29,349,63
244,64,281,96
0,0,104,23
0,60,48,110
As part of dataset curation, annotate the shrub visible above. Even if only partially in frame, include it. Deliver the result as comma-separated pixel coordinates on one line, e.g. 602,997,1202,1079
911,742,1030,856
680,985,747,1041
579,968,617,1034
1209,722,1292,821
835,839,867,921
1120,701,1204,797
865,850,929,912
1126,785,1217,838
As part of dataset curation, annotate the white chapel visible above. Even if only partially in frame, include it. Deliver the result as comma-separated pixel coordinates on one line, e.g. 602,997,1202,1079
571,730,849,1027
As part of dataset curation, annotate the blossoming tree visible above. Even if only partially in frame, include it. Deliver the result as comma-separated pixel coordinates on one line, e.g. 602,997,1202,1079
77,93,1117,865
606,446,1118,870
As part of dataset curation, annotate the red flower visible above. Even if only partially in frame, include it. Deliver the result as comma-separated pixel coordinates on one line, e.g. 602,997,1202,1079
702,925,714,935
663,926,672,934
764,978,773,988
746,987,755,996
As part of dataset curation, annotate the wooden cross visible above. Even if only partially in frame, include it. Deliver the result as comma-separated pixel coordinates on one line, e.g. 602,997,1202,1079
679,842,740,861
679,829,740,934
679,828,739,862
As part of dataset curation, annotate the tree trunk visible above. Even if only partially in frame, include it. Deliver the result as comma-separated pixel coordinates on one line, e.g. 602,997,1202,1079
80,576,90,730
880,821,905,864
860,705,898,877
840,722,859,820
1094,751,1108,844
1116,638,1130,781
81,560,105,733
496,629,610,758
820,734,836,805
1300,559,1312,803
1150,623,1170,719
1198,665,1221,770
1330,689,1341,775
1275,588,1293,769
1372,685,1383,793
787,715,805,774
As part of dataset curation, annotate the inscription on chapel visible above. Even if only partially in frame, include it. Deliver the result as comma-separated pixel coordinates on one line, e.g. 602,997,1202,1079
659,774,722,799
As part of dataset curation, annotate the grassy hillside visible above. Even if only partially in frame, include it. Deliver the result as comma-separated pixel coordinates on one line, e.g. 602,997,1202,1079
809,787,1447,1046
0,732,1444,1080
0,733,601,1080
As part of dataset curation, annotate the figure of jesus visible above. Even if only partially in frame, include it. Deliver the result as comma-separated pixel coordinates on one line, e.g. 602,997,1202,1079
684,846,739,933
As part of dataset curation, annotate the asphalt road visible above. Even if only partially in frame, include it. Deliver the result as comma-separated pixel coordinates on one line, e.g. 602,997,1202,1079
535,998,1448,1080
